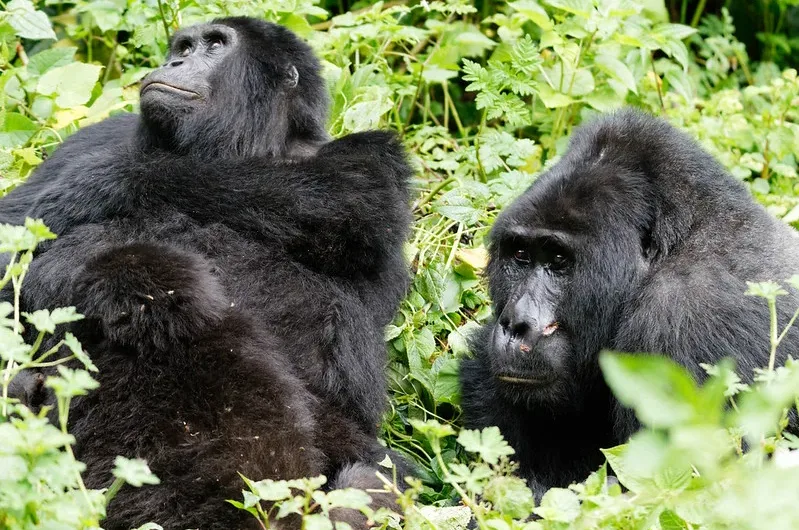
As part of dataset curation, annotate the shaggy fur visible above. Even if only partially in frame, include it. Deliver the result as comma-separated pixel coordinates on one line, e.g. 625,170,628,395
2,17,412,529
460,108,799,498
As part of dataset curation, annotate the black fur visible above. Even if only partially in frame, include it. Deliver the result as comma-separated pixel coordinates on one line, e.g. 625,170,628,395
460,108,799,498
2,17,411,529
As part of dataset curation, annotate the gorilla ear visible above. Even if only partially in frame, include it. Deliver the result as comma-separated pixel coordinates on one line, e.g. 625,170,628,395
285,65,299,88
643,202,692,262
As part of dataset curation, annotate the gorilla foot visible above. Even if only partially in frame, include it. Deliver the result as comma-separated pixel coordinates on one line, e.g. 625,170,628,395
73,242,228,351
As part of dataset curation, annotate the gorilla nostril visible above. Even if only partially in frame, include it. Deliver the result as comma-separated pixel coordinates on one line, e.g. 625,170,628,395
509,321,529,341
168,59,184,68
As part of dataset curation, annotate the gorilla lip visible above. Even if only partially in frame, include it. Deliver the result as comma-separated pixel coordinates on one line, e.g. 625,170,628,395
497,374,553,386
141,81,200,98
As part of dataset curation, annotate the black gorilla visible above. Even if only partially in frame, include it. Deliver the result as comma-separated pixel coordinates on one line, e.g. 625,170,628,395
460,108,799,497
2,18,412,529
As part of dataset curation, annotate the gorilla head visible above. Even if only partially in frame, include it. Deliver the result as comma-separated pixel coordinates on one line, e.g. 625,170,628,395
461,108,799,495
139,17,329,158
482,111,663,411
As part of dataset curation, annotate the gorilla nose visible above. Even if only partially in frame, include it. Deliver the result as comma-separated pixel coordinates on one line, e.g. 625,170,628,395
499,315,542,350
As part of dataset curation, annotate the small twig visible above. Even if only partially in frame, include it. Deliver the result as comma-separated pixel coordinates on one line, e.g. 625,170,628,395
650,53,665,112
157,0,172,41
15,43,29,65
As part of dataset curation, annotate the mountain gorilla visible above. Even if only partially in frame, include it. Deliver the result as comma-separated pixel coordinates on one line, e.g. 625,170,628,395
2,17,412,529
460,108,799,497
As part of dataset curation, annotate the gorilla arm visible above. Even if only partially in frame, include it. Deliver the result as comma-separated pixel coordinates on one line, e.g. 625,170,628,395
25,130,411,278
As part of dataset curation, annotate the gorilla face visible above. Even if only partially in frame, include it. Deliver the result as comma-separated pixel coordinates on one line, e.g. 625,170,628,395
140,24,238,113
485,227,577,406
139,17,329,159
483,143,653,410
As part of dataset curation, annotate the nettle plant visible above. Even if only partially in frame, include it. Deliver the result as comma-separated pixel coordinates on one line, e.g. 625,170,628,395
0,219,157,529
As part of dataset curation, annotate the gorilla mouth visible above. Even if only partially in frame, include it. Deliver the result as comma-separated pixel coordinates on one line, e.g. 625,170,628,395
141,82,201,99
497,374,554,386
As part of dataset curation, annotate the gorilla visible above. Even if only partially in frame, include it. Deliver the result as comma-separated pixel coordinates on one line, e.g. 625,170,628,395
2,17,412,529
459,108,799,498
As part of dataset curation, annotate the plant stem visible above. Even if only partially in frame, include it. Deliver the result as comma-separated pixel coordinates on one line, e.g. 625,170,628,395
690,0,707,27
105,477,125,503
768,298,778,373
415,176,457,210
157,0,172,41
651,54,665,111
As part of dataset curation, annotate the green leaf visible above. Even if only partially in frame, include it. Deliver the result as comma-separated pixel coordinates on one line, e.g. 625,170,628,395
64,332,97,372
457,426,515,464
37,62,103,108
545,0,593,17
26,47,77,78
409,419,456,440
599,352,699,428
405,327,436,372
276,495,305,519
24,218,57,241
652,22,697,41
304,514,334,530
45,365,99,399
435,195,482,225
432,357,461,404
422,66,459,84
326,488,372,510
384,324,403,342
6,0,56,40
537,85,573,108
0,327,32,363
77,0,125,33
23,309,57,333
483,476,535,518
0,454,28,481
533,488,580,522
660,509,689,530
449,462,493,492
112,456,160,487
241,490,260,509
249,478,293,501
509,0,553,30
593,54,637,93
0,113,37,149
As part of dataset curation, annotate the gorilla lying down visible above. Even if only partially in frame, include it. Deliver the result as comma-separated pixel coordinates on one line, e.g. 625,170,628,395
460,108,799,498
3,17,412,529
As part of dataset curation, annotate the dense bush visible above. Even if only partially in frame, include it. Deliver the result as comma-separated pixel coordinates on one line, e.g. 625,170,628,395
2,0,799,528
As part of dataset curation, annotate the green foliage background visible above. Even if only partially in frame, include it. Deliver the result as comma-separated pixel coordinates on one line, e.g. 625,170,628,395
3,0,799,528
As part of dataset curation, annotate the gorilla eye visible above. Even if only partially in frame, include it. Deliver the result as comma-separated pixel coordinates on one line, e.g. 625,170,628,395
540,243,572,271
179,45,192,57
207,34,226,49
513,249,531,264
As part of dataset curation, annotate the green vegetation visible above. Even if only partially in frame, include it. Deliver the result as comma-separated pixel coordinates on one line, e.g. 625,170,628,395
2,0,799,528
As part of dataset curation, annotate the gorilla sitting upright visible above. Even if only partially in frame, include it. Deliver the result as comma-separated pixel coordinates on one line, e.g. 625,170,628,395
460,108,799,498
2,18,412,529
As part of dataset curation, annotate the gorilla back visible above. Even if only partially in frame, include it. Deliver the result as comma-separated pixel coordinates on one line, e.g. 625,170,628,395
2,17,412,529
460,108,799,497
